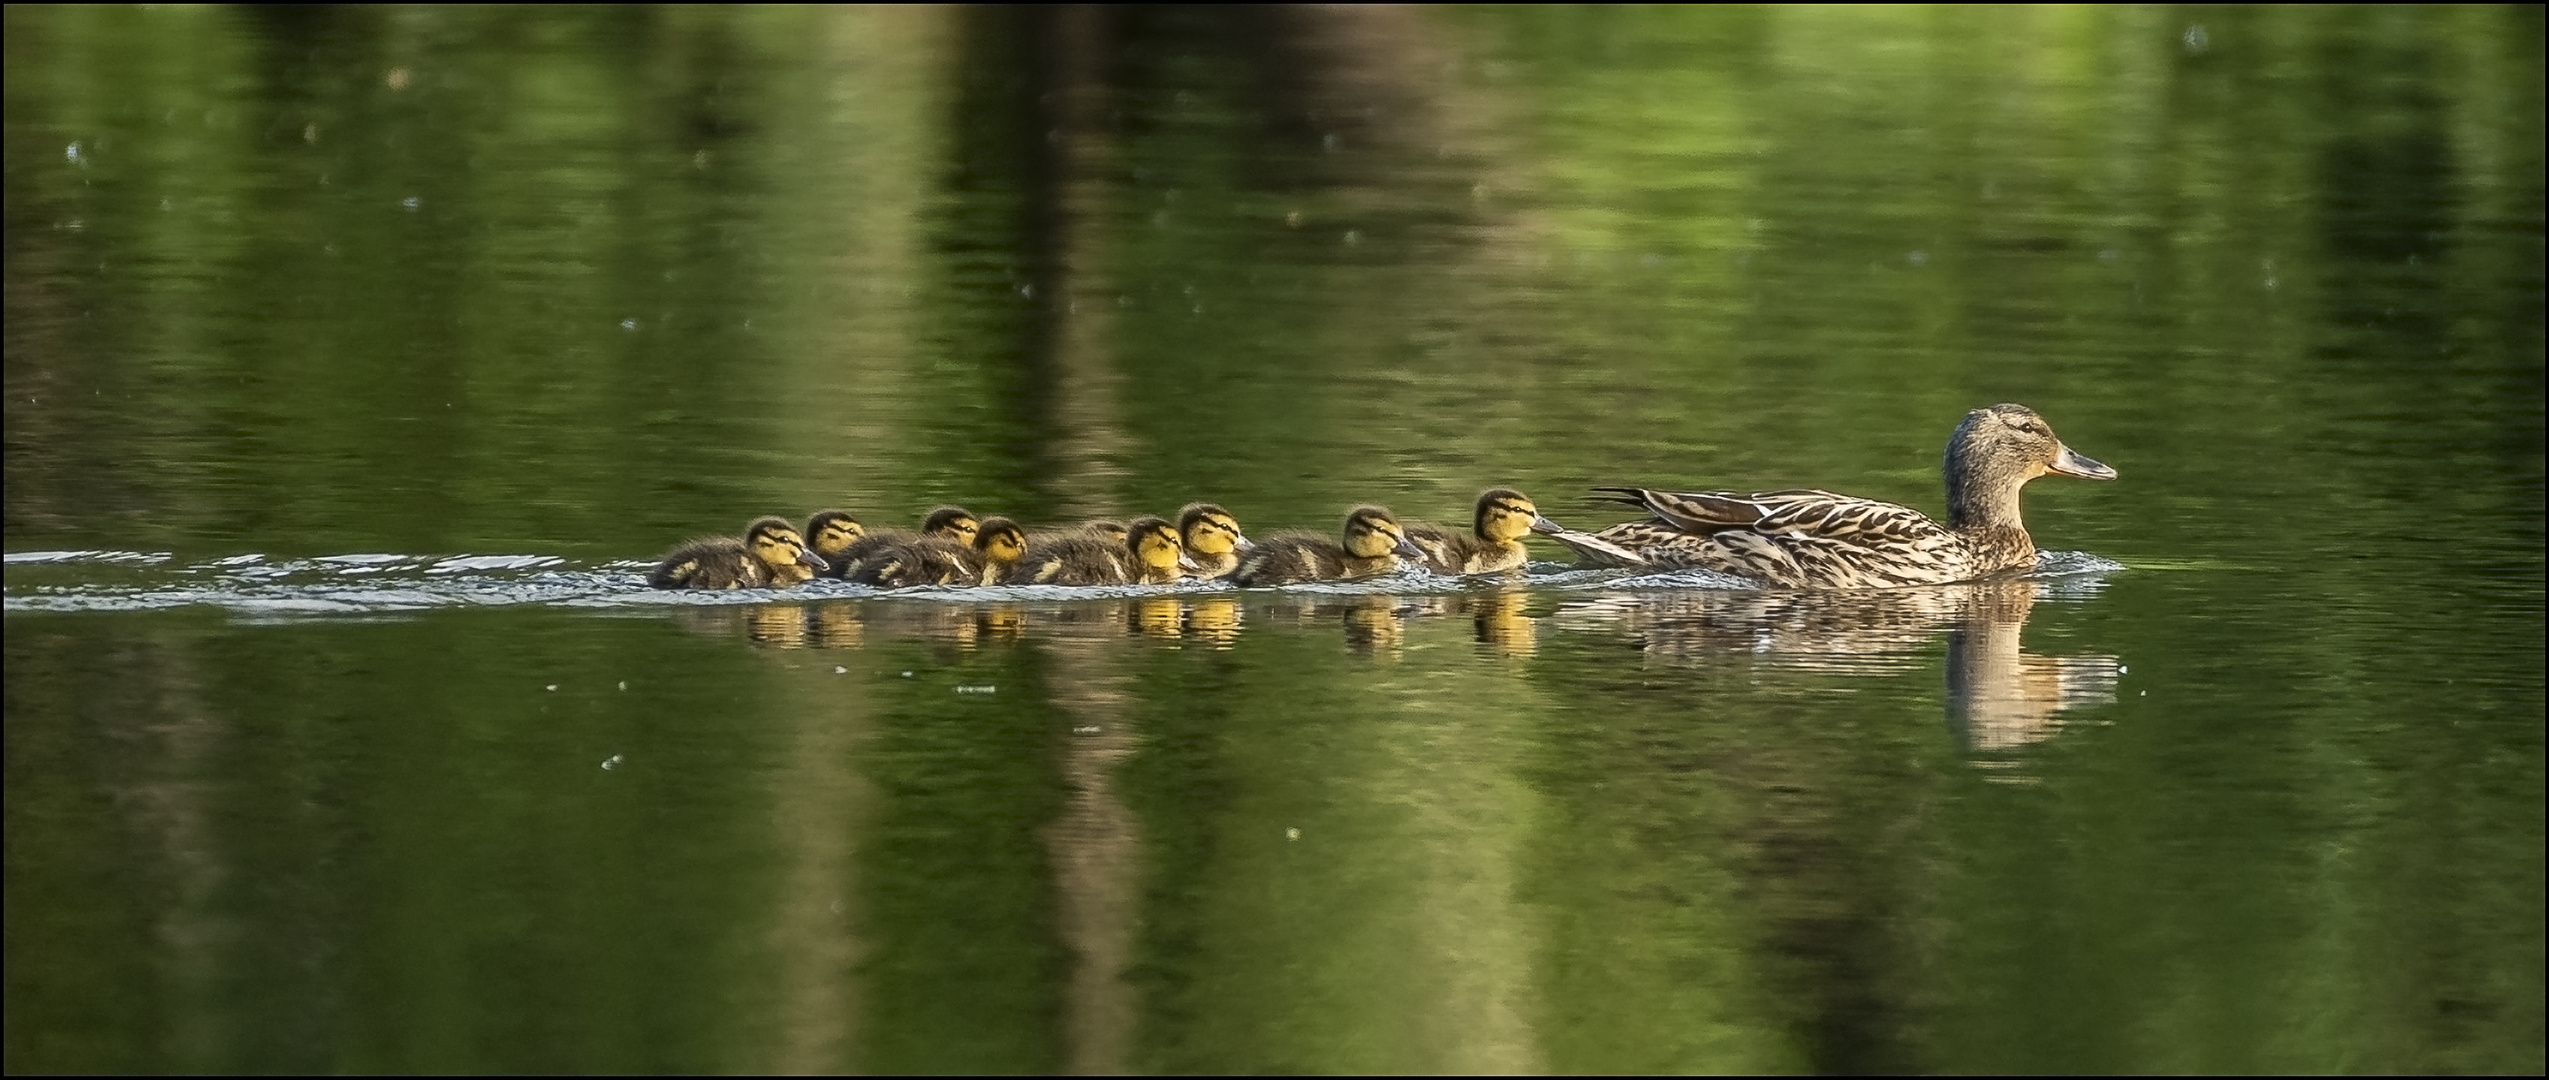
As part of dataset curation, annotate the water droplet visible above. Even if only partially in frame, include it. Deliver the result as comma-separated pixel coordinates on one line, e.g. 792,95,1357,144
601,754,622,770
834,666,847,674
64,141,81,163
1286,827,1300,841
618,681,628,690
545,684,558,692
900,670,914,678
401,196,420,211
2182,25,2209,54
620,318,638,331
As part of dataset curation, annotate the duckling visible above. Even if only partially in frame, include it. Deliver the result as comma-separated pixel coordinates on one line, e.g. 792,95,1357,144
1403,488,1556,576
802,510,868,580
648,517,828,589
850,516,1032,588
1004,515,1195,585
831,505,980,581
1230,506,1425,586
1177,502,1253,580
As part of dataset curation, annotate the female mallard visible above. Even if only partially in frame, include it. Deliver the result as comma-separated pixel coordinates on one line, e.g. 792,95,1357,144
648,516,828,589
803,510,868,580
1404,488,1558,576
1004,515,1194,585
1231,506,1425,586
849,516,1030,588
1544,404,2115,588
1177,502,1254,580
831,506,980,581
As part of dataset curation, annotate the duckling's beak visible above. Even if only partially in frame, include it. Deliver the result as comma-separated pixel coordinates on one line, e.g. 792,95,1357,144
1234,533,1255,553
2049,444,2118,481
799,550,830,572
1177,552,1201,573
1393,535,1426,559
1528,514,1567,535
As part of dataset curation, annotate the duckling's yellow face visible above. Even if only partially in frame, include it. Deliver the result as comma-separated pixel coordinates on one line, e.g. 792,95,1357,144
976,520,1028,565
807,514,866,557
1182,508,1248,556
748,521,821,574
924,510,981,545
1476,490,1541,543
1343,508,1418,560
1129,520,1185,572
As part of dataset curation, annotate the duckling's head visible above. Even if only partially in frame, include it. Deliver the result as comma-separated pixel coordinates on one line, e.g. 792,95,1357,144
1342,505,1426,560
1945,405,2116,527
921,506,981,546
804,510,866,559
974,517,1029,567
1178,502,1251,557
746,517,827,575
1472,488,1554,543
1125,516,1193,576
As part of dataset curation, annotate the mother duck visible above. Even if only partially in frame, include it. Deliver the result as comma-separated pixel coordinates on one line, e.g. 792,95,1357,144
1543,403,2115,588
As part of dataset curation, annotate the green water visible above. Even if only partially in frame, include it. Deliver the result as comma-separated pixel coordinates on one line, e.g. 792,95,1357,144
6,5,2541,1073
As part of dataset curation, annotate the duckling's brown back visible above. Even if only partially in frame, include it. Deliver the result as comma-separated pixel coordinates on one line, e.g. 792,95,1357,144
848,536,978,588
1006,534,1132,586
649,537,761,589
1231,531,1348,586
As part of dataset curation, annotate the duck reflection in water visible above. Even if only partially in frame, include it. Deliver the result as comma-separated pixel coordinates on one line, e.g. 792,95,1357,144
1552,577,2119,753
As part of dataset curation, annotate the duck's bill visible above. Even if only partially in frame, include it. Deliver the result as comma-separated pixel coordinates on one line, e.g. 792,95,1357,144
1233,534,1255,553
1393,536,1428,559
1177,553,1202,573
2050,445,2117,480
799,550,831,571
1529,514,1568,535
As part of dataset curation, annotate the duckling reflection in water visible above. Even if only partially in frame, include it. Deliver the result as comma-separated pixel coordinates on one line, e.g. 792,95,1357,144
1185,597,1242,648
1545,404,2116,587
1460,590,1538,657
1405,488,1558,576
832,506,979,582
849,516,1029,588
1176,503,1253,580
649,517,827,588
1231,506,1424,586
1004,516,1194,585
802,510,867,580
1131,597,1185,638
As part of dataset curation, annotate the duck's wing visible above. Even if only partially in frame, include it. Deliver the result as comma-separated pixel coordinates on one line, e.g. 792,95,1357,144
1598,487,1949,548
1542,524,1652,568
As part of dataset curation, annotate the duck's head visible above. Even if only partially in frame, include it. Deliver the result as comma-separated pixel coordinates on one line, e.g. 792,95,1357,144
921,506,981,546
1178,502,1252,557
1945,404,2116,527
746,516,827,575
804,510,866,560
1472,488,1556,542
974,517,1029,567
1126,515,1196,576
1343,505,1426,560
